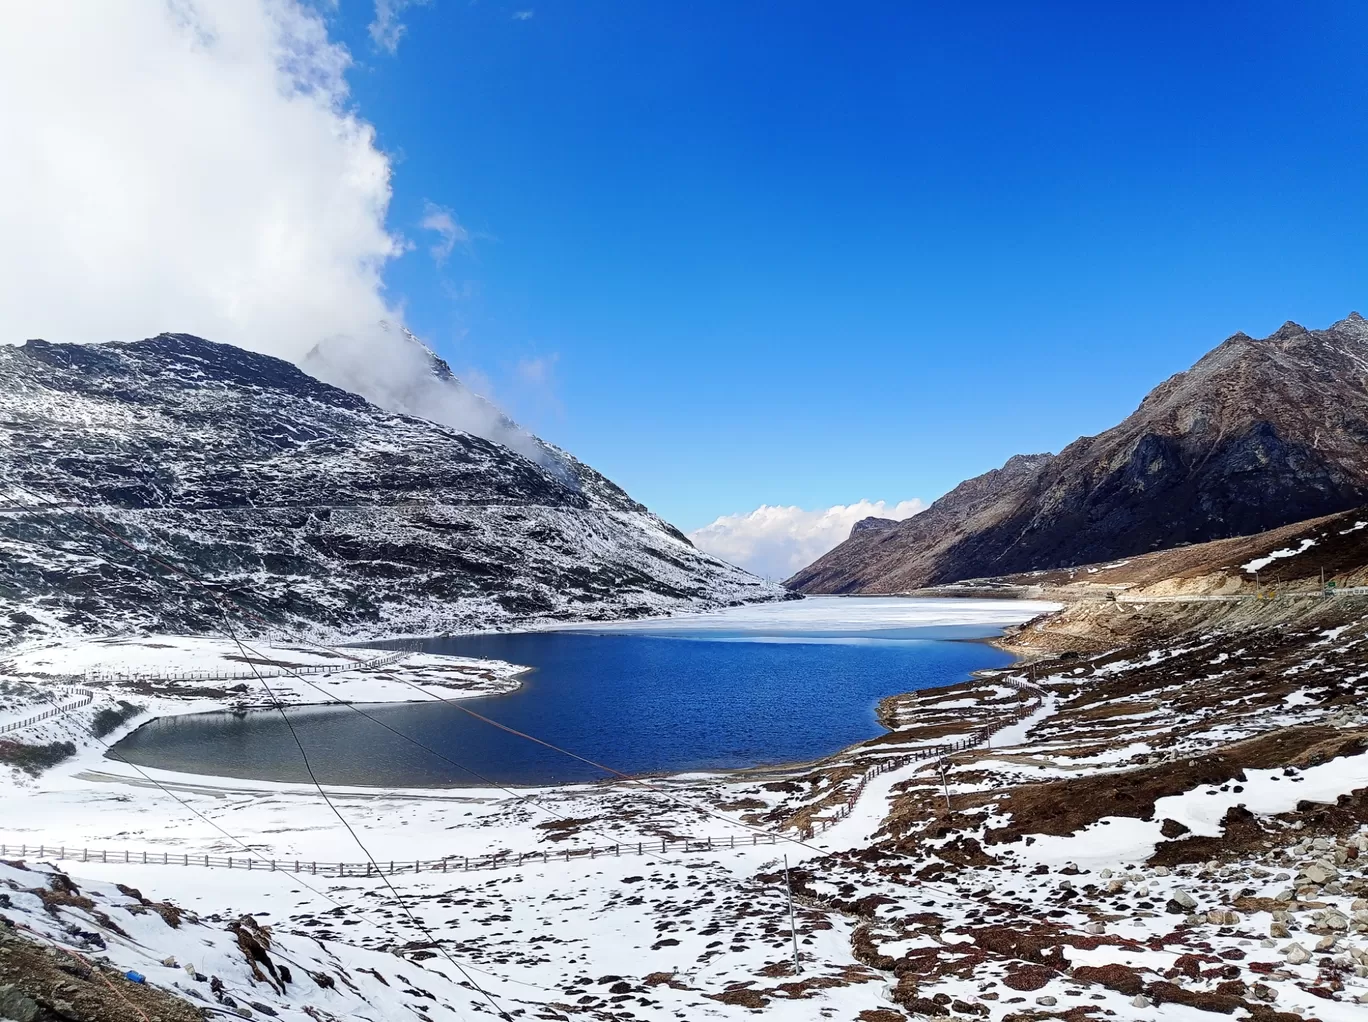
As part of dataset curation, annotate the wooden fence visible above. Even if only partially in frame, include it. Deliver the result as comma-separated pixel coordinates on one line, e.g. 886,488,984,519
803,680,1045,837
82,651,408,685
0,691,95,736
0,833,785,877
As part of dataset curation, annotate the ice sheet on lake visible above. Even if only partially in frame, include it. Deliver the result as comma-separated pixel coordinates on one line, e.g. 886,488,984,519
558,595,1061,635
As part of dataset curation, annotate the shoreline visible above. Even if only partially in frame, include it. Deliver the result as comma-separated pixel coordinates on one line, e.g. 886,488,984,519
97,616,1038,795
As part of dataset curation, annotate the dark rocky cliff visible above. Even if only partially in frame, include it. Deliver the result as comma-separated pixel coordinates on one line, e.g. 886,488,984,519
791,314,1368,593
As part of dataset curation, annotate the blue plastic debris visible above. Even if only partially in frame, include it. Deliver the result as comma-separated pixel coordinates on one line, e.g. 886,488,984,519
125,970,145,984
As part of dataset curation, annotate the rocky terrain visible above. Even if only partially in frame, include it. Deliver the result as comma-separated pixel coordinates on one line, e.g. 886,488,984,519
791,313,1368,594
0,334,784,646
6,581,1368,1021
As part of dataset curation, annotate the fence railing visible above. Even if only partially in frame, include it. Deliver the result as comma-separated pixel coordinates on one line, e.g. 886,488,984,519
0,691,95,736
804,679,1046,837
82,651,408,685
0,832,784,877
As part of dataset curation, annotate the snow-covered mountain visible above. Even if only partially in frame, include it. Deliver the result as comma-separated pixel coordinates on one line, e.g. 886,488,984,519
0,333,785,646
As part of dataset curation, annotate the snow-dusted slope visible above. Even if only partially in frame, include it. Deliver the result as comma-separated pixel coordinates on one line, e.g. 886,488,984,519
0,333,785,644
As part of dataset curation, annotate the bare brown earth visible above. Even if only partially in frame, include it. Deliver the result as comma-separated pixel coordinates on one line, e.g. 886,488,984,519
0,918,206,1022
733,561,1368,1017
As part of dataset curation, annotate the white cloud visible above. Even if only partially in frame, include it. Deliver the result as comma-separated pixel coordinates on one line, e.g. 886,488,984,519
512,10,535,20
419,202,469,265
0,2,402,363
0,2,556,461
689,499,925,581
370,0,429,54
516,354,557,385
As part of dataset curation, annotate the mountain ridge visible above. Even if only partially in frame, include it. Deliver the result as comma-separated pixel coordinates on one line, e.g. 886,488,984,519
0,333,784,646
790,313,1368,593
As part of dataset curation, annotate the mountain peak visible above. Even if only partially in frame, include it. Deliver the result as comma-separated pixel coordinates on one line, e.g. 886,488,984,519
1269,319,1307,340
0,334,780,645
791,314,1368,593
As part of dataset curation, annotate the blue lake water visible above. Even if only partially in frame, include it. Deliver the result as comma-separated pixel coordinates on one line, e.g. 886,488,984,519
110,599,1033,786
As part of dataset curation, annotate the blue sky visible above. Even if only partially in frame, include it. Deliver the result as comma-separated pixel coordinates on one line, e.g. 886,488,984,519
331,1,1366,532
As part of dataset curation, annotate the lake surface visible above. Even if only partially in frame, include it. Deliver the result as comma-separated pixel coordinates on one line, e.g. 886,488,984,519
111,598,1051,786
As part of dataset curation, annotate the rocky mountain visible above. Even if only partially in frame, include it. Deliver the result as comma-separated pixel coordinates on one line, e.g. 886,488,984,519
791,313,1368,593
0,334,783,646
848,517,900,537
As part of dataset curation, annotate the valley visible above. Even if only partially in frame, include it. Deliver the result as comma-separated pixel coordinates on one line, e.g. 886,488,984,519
6,516,1368,1020
6,322,1368,1021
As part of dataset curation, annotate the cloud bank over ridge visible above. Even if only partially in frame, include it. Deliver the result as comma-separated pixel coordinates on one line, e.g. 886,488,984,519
0,2,404,364
690,499,925,581
0,3,554,461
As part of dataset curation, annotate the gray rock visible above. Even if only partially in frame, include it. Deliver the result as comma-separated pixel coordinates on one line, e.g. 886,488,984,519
0,986,40,1022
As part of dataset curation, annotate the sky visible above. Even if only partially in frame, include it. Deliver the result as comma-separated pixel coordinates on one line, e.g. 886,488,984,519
2,2,1366,578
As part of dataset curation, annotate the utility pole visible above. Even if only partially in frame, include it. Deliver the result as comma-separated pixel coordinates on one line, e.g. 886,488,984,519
938,758,952,814
784,856,801,974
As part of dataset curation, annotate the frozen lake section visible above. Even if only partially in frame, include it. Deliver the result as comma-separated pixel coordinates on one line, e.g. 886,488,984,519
559,595,1063,637
111,596,1058,786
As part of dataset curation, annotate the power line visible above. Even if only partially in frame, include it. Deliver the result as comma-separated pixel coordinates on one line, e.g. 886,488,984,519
1,472,825,854
0,487,508,1018
0,500,522,1016
215,607,511,1021
0,483,682,866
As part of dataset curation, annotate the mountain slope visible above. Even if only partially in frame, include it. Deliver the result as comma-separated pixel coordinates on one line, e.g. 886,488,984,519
791,313,1368,593
0,334,783,645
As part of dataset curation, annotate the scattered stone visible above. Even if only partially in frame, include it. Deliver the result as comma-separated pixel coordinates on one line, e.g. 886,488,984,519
1302,863,1337,885
0,986,40,1022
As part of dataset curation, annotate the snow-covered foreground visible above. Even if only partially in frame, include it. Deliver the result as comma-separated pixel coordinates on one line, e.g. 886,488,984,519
7,598,1368,1019
0,631,894,1020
